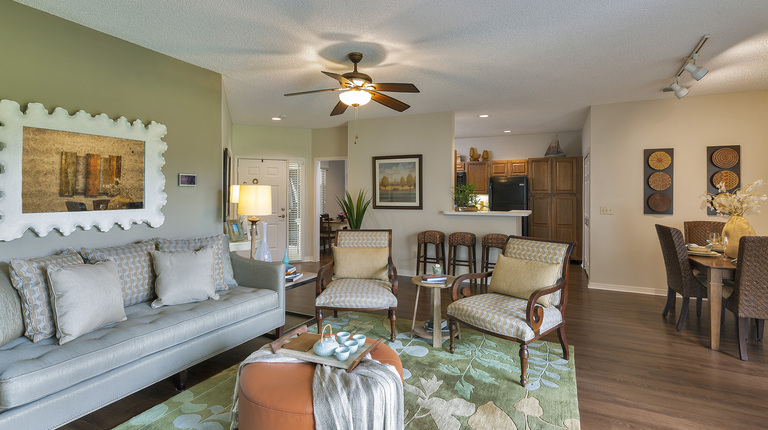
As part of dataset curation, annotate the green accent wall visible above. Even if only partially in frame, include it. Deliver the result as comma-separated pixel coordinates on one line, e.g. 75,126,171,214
0,2,223,261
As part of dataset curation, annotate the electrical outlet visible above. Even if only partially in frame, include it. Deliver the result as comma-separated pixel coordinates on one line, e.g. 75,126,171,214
600,206,614,215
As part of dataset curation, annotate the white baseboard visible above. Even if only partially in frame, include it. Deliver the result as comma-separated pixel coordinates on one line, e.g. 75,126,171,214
587,282,666,296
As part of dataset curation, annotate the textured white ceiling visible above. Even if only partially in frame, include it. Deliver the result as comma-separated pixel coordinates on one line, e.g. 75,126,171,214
15,0,768,138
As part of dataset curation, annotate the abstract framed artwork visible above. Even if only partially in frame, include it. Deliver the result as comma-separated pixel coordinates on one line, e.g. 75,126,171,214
644,148,674,214
178,173,197,187
0,99,167,241
372,154,423,209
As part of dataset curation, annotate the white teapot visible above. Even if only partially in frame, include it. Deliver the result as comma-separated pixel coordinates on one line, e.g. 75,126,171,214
312,324,339,357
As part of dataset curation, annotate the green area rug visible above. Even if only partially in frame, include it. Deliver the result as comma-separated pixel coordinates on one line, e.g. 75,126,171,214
114,312,580,430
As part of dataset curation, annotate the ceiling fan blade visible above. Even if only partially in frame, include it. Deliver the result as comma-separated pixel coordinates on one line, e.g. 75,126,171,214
284,88,340,96
322,71,354,87
330,100,349,116
369,83,420,93
369,91,410,112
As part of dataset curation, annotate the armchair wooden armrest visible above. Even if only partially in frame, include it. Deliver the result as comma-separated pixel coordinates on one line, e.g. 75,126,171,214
387,256,399,296
315,260,335,295
525,275,568,334
449,271,493,301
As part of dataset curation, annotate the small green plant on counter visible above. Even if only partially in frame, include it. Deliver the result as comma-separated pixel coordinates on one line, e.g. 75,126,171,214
336,189,371,229
452,184,479,208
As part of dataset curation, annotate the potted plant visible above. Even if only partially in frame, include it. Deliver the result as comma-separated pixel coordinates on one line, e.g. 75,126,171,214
336,189,371,229
452,184,479,211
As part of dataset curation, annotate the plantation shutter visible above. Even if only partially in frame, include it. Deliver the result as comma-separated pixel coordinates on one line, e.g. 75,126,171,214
288,161,303,261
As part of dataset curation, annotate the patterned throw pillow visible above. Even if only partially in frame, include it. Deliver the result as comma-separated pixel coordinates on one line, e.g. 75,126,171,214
333,247,389,281
9,250,84,342
154,235,229,291
80,241,156,306
488,254,562,306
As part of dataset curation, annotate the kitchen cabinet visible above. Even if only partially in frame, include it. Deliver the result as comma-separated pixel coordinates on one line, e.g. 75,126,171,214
456,161,465,172
490,160,528,177
465,161,489,194
527,157,582,260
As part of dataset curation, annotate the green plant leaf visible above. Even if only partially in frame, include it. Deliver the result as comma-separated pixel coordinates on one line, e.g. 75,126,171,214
336,189,370,229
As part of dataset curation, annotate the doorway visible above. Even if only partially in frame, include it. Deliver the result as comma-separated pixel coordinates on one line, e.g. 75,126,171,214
583,152,590,276
237,158,287,261
315,158,347,258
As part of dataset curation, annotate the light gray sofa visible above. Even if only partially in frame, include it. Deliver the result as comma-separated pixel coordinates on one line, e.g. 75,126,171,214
0,244,285,430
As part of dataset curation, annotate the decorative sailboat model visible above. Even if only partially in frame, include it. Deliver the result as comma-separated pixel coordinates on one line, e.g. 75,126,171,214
544,134,566,157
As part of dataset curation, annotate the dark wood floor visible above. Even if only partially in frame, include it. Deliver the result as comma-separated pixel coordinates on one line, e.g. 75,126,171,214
64,258,768,429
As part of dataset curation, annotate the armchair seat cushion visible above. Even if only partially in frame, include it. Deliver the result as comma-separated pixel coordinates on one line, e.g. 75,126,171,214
447,293,563,342
316,279,397,309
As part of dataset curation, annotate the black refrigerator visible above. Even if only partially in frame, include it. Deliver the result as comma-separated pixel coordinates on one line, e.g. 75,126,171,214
488,176,529,236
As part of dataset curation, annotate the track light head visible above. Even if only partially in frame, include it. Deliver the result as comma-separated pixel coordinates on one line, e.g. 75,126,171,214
683,62,708,81
670,82,689,99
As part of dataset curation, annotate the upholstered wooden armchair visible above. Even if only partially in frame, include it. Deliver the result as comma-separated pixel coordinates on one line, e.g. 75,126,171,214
315,229,399,341
446,236,574,387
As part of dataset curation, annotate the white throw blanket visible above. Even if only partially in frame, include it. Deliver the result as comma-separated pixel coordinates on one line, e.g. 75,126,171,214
230,347,403,430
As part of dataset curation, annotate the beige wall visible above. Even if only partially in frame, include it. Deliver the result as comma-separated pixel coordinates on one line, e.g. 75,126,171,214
312,126,348,159
456,131,582,161
347,112,526,276
588,91,768,294
0,2,223,262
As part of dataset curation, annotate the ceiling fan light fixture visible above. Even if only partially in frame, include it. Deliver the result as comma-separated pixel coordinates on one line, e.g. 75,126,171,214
339,89,372,107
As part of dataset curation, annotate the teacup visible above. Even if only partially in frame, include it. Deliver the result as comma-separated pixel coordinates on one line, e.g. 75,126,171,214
335,346,350,361
344,339,359,354
352,334,367,347
336,331,351,343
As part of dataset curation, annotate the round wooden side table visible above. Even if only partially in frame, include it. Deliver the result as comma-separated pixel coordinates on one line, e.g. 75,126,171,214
410,275,457,348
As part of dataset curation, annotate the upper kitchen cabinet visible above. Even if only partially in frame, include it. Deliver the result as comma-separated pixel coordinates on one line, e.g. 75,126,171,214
490,160,528,177
528,157,580,194
466,161,489,194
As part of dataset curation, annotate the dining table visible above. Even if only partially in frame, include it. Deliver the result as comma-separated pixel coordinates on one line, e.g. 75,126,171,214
688,253,736,350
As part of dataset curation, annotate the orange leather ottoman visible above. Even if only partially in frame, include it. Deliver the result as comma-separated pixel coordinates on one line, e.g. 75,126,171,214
237,341,403,430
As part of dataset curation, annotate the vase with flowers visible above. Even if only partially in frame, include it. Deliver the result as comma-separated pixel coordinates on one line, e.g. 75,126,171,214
701,179,767,258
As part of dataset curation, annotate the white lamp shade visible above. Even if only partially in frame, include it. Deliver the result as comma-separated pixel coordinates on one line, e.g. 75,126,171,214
683,62,708,81
229,184,240,204
670,83,689,99
339,89,372,106
238,185,272,216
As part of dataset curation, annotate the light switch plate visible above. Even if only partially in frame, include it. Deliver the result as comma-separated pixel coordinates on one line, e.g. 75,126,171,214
600,206,614,215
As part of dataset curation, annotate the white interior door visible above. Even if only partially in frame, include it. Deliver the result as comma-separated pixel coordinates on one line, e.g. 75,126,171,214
583,153,590,276
238,159,287,261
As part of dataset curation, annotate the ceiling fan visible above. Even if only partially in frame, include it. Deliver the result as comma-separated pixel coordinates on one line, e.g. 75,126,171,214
284,52,420,116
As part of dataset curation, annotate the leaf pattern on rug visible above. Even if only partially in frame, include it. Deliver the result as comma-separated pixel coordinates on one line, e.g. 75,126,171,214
112,312,580,430
404,376,475,430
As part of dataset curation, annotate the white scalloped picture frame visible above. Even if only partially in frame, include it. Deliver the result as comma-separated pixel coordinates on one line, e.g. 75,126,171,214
0,100,167,241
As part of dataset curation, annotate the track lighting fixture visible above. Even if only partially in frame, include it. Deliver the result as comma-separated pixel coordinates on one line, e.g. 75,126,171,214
662,34,709,98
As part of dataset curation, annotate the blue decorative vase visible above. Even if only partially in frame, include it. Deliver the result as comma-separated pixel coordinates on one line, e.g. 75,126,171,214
282,249,290,265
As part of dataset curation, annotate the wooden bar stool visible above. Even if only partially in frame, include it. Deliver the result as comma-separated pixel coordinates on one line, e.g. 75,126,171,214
481,233,509,291
416,230,446,275
447,232,477,285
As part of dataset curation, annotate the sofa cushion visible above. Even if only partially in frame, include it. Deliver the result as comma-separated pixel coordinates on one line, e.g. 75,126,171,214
155,234,230,291
150,247,219,308
0,270,24,348
9,250,84,343
0,285,279,411
79,241,156,306
47,261,127,345
332,247,389,281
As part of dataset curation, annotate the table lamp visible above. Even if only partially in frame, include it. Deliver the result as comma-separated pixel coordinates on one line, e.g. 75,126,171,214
237,184,273,261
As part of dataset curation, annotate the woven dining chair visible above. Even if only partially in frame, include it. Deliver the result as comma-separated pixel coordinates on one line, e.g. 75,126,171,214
684,220,726,246
655,224,708,331
722,236,768,361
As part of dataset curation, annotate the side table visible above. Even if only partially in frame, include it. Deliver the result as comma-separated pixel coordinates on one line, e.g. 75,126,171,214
410,275,456,348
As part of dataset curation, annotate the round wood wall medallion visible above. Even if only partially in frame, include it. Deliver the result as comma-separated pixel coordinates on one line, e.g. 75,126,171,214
648,171,672,191
711,170,739,190
711,148,739,169
648,193,672,212
648,151,672,170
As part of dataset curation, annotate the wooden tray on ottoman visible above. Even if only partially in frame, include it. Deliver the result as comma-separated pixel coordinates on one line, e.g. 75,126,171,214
269,325,382,372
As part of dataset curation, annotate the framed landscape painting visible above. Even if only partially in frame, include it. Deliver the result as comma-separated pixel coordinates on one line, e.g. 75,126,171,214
372,154,423,209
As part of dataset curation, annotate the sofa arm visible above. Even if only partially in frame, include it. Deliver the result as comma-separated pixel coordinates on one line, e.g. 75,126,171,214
230,253,285,309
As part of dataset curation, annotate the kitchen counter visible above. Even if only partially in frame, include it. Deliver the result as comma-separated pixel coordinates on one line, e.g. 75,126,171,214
442,210,531,217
